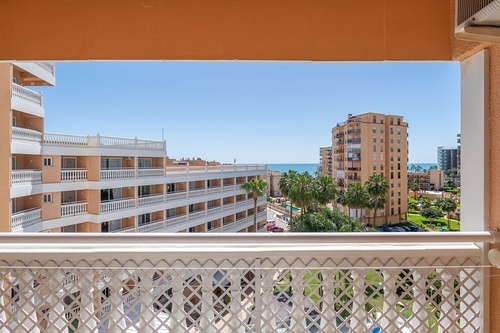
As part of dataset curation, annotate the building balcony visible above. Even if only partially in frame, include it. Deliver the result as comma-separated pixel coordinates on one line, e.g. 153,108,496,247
100,168,135,180
11,83,44,117
13,61,56,86
165,164,266,175
166,190,188,201
138,168,164,178
11,169,42,186
61,168,88,182
100,198,135,213
138,219,166,233
61,201,88,217
43,133,166,151
1,232,485,332
11,207,42,232
138,194,165,207
11,126,43,144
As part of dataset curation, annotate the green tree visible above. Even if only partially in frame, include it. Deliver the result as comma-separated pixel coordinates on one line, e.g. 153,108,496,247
447,168,459,187
429,165,438,170
279,170,298,224
290,207,373,232
341,182,369,221
419,196,432,209
364,173,389,227
240,178,268,231
435,198,458,230
289,172,314,217
410,181,420,199
420,207,444,225
312,174,338,210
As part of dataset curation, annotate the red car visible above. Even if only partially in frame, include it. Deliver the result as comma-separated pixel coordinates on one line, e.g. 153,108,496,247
269,225,284,233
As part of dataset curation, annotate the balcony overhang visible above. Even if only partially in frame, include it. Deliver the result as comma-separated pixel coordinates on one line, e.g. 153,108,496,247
0,0,452,61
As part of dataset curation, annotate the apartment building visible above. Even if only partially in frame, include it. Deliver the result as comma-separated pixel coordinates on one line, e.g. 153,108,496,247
408,169,445,191
332,113,408,224
7,62,267,233
437,146,458,171
266,169,282,197
319,146,332,176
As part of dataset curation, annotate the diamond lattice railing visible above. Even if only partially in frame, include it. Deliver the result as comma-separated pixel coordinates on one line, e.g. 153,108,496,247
0,233,490,333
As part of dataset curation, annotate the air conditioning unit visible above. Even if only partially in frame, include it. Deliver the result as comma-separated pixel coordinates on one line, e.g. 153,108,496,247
456,0,500,43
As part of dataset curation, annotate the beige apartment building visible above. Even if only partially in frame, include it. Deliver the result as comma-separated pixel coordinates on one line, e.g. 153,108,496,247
7,62,267,233
266,169,282,197
319,146,332,176
332,113,408,224
408,169,445,192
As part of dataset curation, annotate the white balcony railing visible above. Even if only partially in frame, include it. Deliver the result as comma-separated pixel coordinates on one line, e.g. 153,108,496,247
11,169,42,186
189,210,205,220
138,168,164,178
189,189,206,197
11,126,43,143
11,207,42,231
166,191,188,201
166,214,187,228
43,133,166,150
207,206,222,216
0,233,489,332
61,201,87,217
223,184,236,192
207,186,221,194
61,168,87,182
138,194,164,207
11,83,43,106
100,198,135,213
100,168,135,180
165,164,267,174
138,219,166,233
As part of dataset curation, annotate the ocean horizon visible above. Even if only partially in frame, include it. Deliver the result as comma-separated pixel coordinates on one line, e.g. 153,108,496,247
267,162,437,175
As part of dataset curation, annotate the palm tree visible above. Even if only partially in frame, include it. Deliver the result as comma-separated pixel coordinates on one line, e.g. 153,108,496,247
312,174,338,210
410,181,420,199
364,173,389,226
279,170,298,224
341,182,369,221
435,197,458,230
240,178,268,231
289,172,314,217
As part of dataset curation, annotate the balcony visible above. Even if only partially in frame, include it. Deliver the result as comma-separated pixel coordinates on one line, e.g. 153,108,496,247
138,194,165,207
11,83,44,116
3,232,487,332
61,201,88,217
11,126,43,143
11,207,42,232
100,198,135,213
100,168,135,180
138,219,166,233
166,191,188,201
43,133,166,151
165,164,266,175
138,168,164,178
13,62,56,85
61,168,88,182
11,169,42,186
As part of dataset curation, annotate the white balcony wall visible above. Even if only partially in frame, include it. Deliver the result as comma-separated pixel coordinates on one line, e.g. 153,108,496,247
11,207,42,232
61,201,87,217
0,233,489,333
61,169,87,182
11,170,42,186
11,83,44,117
13,62,56,86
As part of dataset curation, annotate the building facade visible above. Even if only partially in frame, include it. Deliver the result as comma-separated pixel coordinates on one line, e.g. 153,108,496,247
437,146,458,171
332,113,408,224
408,169,445,192
319,146,332,176
8,62,267,233
266,170,282,197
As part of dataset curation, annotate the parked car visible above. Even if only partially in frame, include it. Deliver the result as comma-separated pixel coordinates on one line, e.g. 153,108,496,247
269,225,284,233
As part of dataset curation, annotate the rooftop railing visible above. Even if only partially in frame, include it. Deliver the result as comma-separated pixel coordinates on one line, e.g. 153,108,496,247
0,232,492,333
43,133,166,151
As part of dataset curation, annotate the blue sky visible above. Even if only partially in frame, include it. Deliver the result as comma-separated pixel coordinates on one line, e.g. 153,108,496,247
37,61,460,164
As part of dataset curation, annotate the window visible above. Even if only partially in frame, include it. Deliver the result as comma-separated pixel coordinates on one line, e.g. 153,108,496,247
380,117,384,124
398,172,401,179
12,116,16,127
373,115,377,123
390,128,394,135
373,155,376,161
43,194,52,203
380,155,384,161
189,227,195,233
398,198,401,205
43,157,52,167
390,117,394,125
380,138,384,143
372,126,377,133
397,138,401,144
381,164,384,170
391,183,394,188
391,190,394,197
398,207,401,214
373,164,376,171
391,172,394,180
397,118,401,125
380,146,383,152
207,221,212,230
373,145,376,152
380,127,384,133
397,129,401,135
391,208,395,215
398,182,401,188
373,137,376,143
398,163,401,170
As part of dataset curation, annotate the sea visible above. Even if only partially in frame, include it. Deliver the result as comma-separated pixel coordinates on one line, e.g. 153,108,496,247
267,163,437,174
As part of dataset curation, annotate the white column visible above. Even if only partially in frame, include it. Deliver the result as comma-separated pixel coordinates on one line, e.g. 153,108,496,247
380,269,399,333
169,270,186,333
460,49,489,333
438,270,458,333
260,269,275,333
410,269,430,333
107,275,126,333
350,269,367,332
138,271,156,333
320,269,340,333
78,271,98,333
17,272,40,333
46,271,67,333
229,269,245,333
289,270,306,332
199,270,216,333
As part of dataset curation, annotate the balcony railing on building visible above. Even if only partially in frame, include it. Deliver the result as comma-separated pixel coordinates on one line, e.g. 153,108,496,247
11,169,42,186
11,83,43,106
43,133,166,151
100,168,135,180
11,207,42,231
61,201,88,217
1,233,486,332
100,198,135,213
61,168,87,182
11,126,43,143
